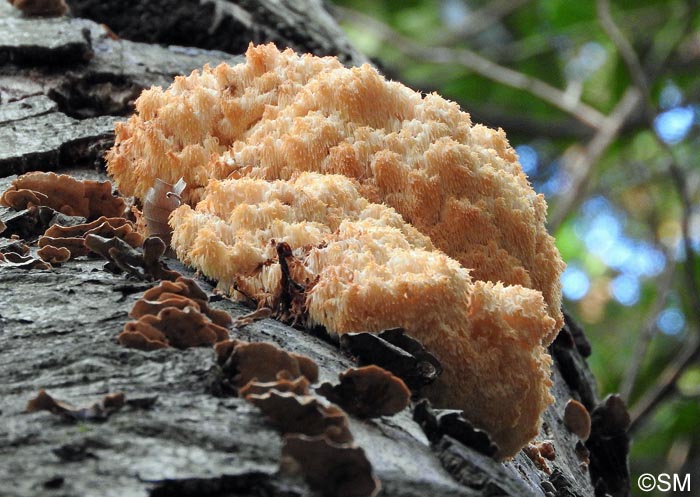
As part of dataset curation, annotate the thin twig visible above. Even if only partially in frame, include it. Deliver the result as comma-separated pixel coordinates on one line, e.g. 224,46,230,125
597,0,651,99
619,258,676,402
334,6,607,130
667,163,700,327
547,87,642,232
629,334,700,433
433,0,530,45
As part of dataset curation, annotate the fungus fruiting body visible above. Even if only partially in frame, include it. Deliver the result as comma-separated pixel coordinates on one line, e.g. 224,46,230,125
316,366,411,418
119,277,232,350
1,172,125,219
7,0,68,17
107,43,566,458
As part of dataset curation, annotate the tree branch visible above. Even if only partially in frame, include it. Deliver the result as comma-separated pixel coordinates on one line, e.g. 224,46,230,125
629,334,700,433
547,87,642,232
597,0,651,100
619,258,675,402
333,6,607,130
432,0,530,46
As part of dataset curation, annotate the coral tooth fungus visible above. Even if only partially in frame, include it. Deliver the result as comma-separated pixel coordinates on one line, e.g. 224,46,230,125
107,43,566,459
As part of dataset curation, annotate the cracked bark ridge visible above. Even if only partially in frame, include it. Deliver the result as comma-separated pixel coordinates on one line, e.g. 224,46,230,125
0,1,243,176
65,0,367,67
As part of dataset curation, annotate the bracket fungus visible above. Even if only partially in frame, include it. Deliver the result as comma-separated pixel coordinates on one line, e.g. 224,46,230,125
26,390,125,422
7,0,69,17
37,245,70,264
246,390,354,444
0,251,51,270
1,172,125,220
119,277,231,350
413,399,498,458
138,276,233,327
214,339,319,389
85,234,180,281
564,399,591,441
281,434,380,497
39,216,143,260
316,365,411,418
238,374,311,398
0,237,29,256
107,43,566,459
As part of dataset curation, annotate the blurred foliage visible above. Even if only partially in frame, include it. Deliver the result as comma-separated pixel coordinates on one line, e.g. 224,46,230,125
330,0,700,493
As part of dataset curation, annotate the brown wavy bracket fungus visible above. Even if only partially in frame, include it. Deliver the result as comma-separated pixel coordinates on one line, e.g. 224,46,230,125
575,440,590,468
38,235,90,258
232,307,273,328
564,399,591,441
38,216,143,261
316,365,410,418
118,320,169,350
0,204,87,241
0,189,48,210
85,234,180,281
37,245,70,264
1,172,125,219
213,339,239,364
0,251,51,270
238,374,310,398
0,237,29,256
119,306,228,351
140,236,180,280
412,399,498,458
120,277,232,351
281,434,380,497
0,218,5,235
216,340,319,388
147,276,207,301
139,277,232,327
535,440,556,461
43,216,134,239
246,390,353,444
151,306,229,348
142,178,186,246
129,296,201,320
340,329,443,391
7,0,68,16
26,390,125,422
